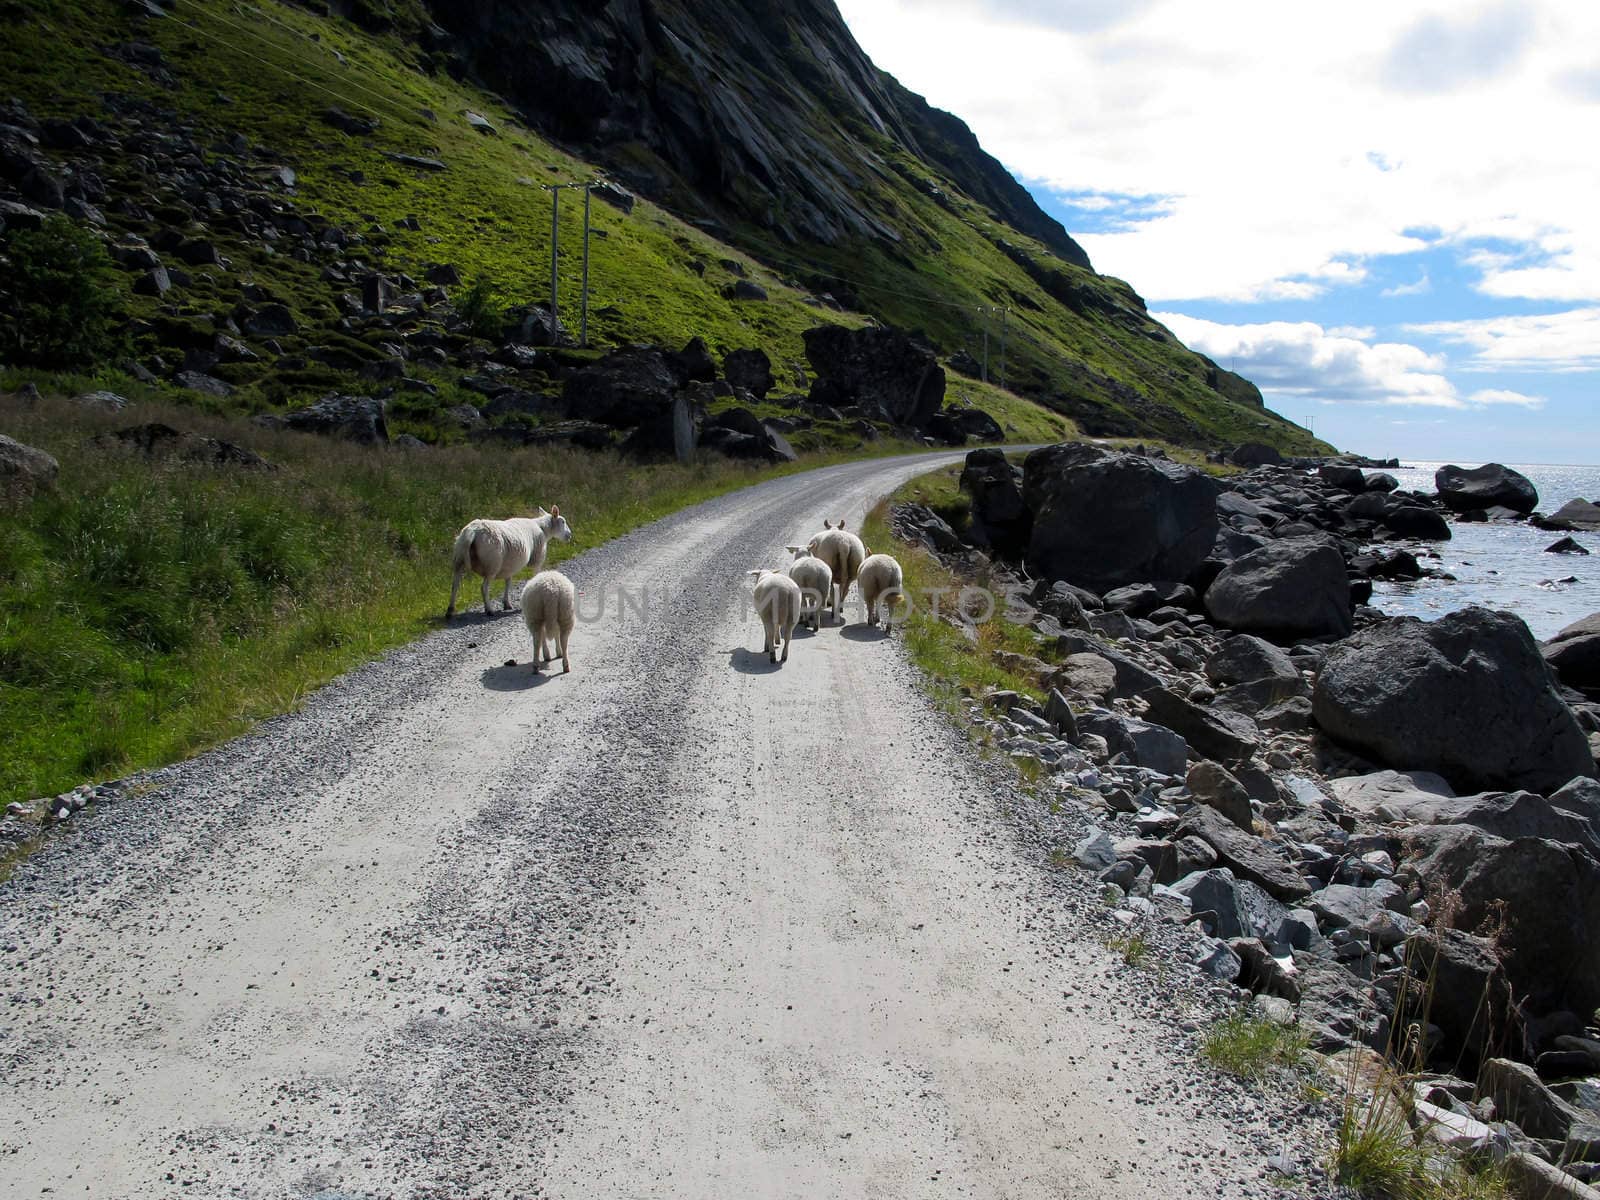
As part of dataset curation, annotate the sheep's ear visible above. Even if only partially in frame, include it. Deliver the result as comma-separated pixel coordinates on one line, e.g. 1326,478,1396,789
550,505,560,518
786,545,800,554
824,519,834,529
838,519,847,530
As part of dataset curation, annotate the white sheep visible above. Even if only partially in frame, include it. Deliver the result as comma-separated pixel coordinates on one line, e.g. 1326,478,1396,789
805,518,866,624
446,506,573,618
856,552,905,630
748,568,801,664
784,545,833,632
521,569,576,673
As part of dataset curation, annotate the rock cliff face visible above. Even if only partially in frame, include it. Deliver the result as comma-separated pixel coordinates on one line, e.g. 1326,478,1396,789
411,0,1091,262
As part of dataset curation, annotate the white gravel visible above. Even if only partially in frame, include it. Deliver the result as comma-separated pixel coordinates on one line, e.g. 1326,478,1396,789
0,451,1326,1198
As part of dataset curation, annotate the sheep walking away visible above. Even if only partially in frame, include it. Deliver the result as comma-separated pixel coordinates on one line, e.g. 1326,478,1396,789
856,552,905,630
785,545,833,633
749,568,801,664
447,506,573,618
522,570,576,673
806,519,866,624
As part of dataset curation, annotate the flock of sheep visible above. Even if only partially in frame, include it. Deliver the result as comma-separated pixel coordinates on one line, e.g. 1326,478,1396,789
444,510,904,673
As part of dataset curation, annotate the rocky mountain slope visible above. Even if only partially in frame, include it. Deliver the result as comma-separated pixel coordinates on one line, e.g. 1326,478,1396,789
0,0,1326,453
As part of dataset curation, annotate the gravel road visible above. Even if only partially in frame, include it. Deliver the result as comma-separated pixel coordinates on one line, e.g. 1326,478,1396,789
0,451,1310,1198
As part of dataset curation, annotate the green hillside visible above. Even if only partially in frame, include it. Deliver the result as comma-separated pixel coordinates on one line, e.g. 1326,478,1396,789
0,0,1326,453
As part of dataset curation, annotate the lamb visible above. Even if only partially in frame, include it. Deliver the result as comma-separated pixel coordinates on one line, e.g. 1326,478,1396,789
856,552,905,630
521,569,576,674
784,545,834,632
446,506,573,618
805,519,866,624
748,568,801,664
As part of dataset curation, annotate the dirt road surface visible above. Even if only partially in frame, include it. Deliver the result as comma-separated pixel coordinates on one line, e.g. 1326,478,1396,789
1,452,1295,1198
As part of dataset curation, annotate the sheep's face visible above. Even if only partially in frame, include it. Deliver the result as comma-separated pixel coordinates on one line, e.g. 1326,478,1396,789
786,544,812,560
547,506,573,543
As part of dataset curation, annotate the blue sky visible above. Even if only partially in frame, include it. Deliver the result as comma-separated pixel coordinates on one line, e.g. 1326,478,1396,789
836,0,1600,463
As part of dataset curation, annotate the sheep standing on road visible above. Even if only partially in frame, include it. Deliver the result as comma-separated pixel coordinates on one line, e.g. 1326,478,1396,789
749,569,801,664
856,552,905,630
521,570,576,674
446,506,573,618
785,545,833,633
806,519,866,624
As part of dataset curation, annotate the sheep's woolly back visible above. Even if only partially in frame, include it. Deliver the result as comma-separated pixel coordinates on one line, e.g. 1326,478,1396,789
753,570,802,629
857,553,903,594
522,570,577,636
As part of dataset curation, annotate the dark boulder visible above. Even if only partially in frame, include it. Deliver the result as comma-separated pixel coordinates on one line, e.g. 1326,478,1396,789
803,325,945,428
959,448,1030,556
1365,472,1400,493
1204,536,1351,640
1313,607,1594,794
1546,536,1590,555
1175,805,1310,901
283,394,389,444
1545,613,1600,697
1407,929,1525,1067
1435,463,1538,514
1542,499,1600,531
98,423,274,470
1144,688,1259,763
1205,634,1300,687
722,347,774,398
241,303,297,337
669,336,716,385
725,279,768,301
698,423,795,464
1022,443,1219,592
1229,442,1282,468
1381,504,1452,540
1318,463,1367,492
563,346,679,427
948,406,1004,443
0,433,59,498
1406,824,1600,1030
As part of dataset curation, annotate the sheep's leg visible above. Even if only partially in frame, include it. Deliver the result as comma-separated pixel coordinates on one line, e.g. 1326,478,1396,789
780,623,791,663
481,575,492,614
503,577,515,612
559,627,571,674
447,568,464,619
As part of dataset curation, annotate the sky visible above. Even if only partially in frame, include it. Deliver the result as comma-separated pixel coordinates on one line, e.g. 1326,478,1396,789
834,0,1600,464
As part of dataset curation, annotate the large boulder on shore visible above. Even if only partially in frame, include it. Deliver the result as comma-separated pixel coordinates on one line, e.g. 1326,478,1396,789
1544,612,1600,697
1022,443,1220,593
1313,607,1595,795
1405,823,1600,1021
802,324,944,427
1435,462,1538,514
1204,536,1352,640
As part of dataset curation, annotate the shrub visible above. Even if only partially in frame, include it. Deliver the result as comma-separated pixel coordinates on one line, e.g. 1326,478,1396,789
457,274,504,340
1200,1008,1309,1083
0,216,126,369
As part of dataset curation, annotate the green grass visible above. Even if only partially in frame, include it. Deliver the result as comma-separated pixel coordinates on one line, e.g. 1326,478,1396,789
860,466,1050,703
1199,1009,1310,1084
0,0,1330,455
0,390,918,805
1105,932,1151,967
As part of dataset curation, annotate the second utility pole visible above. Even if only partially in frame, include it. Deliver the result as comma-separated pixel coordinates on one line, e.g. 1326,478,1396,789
547,184,562,327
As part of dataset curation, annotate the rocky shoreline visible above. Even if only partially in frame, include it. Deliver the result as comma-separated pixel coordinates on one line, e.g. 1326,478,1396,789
895,444,1600,1191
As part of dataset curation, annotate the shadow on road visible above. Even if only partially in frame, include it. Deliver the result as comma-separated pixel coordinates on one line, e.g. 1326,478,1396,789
480,662,556,691
430,608,515,630
728,647,788,674
839,623,892,643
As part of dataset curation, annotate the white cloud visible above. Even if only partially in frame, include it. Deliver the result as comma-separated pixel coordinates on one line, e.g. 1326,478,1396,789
1329,325,1377,339
836,0,1600,303
1153,312,1460,406
1382,273,1432,298
1407,307,1600,371
1466,388,1546,408
1153,313,1554,410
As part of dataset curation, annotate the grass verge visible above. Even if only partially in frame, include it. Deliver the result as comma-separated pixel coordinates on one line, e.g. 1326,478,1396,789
0,390,922,805
1200,1008,1310,1084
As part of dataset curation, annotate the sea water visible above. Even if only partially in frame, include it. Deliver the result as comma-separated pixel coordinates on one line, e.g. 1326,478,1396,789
1365,462,1600,641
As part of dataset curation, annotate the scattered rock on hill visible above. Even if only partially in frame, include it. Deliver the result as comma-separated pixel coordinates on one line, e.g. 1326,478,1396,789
98,422,274,470
803,324,945,428
0,433,59,497
281,394,389,444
